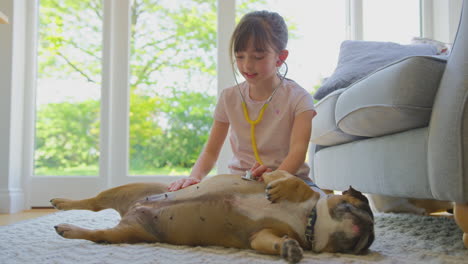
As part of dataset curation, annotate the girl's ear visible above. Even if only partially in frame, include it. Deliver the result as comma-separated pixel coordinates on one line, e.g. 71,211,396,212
276,50,289,67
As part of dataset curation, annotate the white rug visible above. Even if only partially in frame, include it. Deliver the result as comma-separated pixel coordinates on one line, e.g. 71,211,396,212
1,209,468,264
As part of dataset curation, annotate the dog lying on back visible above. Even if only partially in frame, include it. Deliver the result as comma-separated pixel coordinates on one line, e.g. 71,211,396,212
50,171,374,263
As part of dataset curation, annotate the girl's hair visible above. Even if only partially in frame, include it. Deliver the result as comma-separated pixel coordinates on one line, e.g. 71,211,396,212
229,11,288,63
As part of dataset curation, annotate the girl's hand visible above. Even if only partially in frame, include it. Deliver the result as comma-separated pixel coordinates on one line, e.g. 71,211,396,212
168,177,201,192
250,162,273,181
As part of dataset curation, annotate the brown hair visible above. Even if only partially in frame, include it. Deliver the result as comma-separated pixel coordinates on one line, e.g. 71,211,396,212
229,11,288,63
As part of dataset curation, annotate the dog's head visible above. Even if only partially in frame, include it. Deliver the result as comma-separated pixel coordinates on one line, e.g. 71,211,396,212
312,186,374,254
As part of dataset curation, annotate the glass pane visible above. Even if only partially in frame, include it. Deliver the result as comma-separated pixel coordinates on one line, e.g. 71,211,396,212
35,0,102,176
129,0,218,176
363,0,421,43
236,0,347,96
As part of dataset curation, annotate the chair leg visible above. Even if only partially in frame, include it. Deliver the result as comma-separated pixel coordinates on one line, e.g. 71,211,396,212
454,203,468,248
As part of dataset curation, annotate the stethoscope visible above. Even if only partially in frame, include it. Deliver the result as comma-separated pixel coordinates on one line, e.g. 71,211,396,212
233,61,288,180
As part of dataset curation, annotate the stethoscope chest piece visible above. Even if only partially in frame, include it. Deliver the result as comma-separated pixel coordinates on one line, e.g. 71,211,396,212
241,170,255,181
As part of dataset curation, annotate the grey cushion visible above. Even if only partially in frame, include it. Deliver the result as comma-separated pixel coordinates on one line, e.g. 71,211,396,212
335,56,447,137
313,40,439,100
311,88,366,146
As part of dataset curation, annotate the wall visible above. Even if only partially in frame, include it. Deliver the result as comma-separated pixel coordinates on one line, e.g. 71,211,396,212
0,0,27,213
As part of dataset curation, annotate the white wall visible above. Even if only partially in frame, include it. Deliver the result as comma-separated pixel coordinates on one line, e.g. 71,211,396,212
0,0,27,213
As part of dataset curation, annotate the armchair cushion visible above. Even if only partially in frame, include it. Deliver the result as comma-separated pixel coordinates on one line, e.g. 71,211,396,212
335,56,447,137
311,88,367,146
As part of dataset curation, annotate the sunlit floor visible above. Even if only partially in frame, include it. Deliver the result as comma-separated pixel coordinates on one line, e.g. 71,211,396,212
0,208,57,226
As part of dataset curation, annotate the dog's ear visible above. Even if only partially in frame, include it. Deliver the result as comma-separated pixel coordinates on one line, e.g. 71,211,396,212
342,186,369,204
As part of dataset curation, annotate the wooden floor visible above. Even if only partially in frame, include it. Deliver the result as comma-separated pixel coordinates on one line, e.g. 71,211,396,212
0,208,58,226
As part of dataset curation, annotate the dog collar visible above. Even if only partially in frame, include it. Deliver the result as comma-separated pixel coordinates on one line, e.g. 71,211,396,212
305,206,318,248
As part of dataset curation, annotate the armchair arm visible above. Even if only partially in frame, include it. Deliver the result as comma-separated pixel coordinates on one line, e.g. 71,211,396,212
428,0,468,202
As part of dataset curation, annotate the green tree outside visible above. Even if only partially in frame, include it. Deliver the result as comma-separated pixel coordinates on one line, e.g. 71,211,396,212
35,0,265,176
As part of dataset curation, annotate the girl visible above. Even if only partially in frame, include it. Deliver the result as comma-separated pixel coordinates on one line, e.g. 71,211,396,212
168,10,316,191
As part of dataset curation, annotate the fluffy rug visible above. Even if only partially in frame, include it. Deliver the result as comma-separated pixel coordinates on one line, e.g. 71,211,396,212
1,209,468,264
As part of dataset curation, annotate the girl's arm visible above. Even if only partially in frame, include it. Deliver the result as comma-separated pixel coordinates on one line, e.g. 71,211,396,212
190,120,230,179
168,120,229,191
276,110,315,174
251,110,315,179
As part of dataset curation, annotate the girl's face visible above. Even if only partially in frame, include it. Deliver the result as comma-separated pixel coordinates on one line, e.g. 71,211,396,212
235,41,280,87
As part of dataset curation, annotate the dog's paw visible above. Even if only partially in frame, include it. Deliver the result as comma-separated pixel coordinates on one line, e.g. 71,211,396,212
54,224,85,239
263,171,302,203
265,182,283,203
50,198,74,210
265,179,292,203
281,239,303,264
265,176,315,204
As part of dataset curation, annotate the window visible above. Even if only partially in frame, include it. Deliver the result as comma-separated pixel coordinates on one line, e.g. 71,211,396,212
362,0,421,43
35,0,103,176
128,0,217,176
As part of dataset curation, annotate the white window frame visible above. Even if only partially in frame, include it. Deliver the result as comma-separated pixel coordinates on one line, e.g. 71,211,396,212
346,0,364,40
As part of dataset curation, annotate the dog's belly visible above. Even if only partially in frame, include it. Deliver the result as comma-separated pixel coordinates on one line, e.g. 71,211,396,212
126,174,315,248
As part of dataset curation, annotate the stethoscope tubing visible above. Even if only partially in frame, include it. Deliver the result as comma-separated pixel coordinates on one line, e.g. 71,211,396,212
232,61,288,165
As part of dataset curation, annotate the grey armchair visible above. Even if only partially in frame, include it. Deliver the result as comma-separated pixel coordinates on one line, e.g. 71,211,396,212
310,0,468,247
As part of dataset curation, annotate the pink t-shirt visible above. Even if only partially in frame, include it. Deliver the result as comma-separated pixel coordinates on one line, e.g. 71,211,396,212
214,79,316,181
